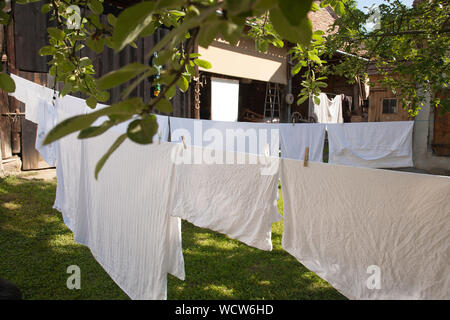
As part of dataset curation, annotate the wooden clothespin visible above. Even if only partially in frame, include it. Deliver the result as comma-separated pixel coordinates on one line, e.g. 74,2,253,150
181,135,187,149
304,147,309,167
52,90,57,106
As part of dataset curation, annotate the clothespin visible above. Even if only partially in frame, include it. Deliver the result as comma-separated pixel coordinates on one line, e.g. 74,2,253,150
52,88,57,107
304,147,309,167
181,135,187,149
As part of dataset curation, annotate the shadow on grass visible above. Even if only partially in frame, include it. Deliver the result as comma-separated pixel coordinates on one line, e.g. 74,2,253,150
0,176,345,300
168,220,346,300
0,176,128,300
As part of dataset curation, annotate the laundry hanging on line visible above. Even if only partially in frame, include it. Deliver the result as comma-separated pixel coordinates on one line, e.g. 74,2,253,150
9,74,55,123
35,99,57,166
281,158,450,299
170,116,280,157
51,94,90,231
311,92,344,124
9,74,447,301
278,123,326,162
74,129,184,300
170,144,281,251
327,121,414,168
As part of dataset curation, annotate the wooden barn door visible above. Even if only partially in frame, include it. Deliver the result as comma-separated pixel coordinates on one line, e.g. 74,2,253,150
432,90,450,156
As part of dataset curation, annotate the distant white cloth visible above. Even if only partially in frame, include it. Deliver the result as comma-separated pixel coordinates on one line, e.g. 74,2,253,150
281,158,450,299
74,134,184,300
170,117,280,157
279,123,326,161
9,74,54,123
327,121,414,168
35,100,57,166
329,95,343,124
211,77,239,122
312,93,343,124
171,145,281,251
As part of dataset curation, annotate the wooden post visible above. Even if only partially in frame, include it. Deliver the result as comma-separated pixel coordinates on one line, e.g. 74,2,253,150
304,147,309,167
6,13,21,156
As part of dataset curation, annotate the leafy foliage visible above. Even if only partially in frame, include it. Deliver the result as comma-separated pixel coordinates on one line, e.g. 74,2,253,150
323,0,450,115
2,0,371,176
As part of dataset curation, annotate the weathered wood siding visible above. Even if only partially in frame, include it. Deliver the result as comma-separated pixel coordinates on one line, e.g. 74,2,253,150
368,74,411,122
432,90,450,156
5,2,191,169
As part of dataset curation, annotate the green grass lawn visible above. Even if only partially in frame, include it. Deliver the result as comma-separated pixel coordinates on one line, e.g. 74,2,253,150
0,175,345,300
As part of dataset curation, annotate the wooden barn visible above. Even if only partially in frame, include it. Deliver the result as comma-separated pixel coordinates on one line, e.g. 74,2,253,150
0,1,192,171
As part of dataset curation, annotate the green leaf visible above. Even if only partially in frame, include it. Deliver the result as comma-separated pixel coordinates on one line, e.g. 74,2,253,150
41,3,52,14
154,49,173,66
197,21,222,48
194,59,212,69
126,115,158,144
97,63,150,90
279,0,313,26
43,98,144,145
86,96,97,109
113,2,156,51
165,84,176,99
139,21,158,38
154,98,173,113
96,91,110,102
86,37,104,53
47,27,65,42
256,39,269,53
291,62,302,75
270,8,312,46
79,57,92,67
39,46,55,56
78,121,114,139
88,0,103,15
107,13,117,26
95,133,127,179
297,94,308,105
177,75,189,92
60,82,73,97
0,73,16,93
335,2,345,15
314,96,321,105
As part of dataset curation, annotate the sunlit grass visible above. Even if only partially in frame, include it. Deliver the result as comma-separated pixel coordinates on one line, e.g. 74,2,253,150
0,176,345,300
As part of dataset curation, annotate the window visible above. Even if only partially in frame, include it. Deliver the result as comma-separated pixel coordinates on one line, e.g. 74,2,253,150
382,98,397,114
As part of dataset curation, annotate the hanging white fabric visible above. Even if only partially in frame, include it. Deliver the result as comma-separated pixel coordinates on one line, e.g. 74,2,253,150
170,144,281,251
327,121,414,168
74,132,184,300
211,77,239,122
35,99,58,166
311,93,343,124
278,123,326,161
9,74,54,123
281,158,450,300
170,117,280,157
52,95,90,230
